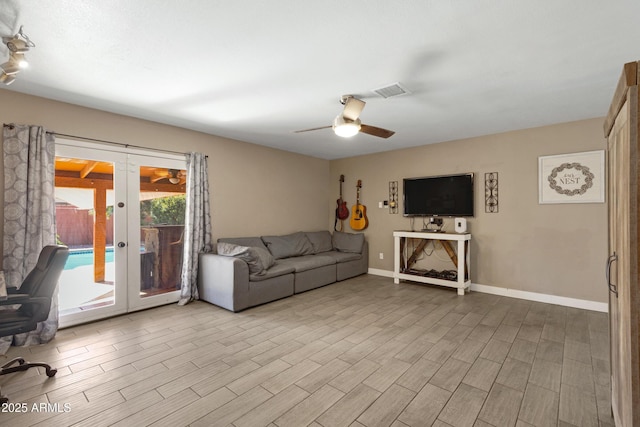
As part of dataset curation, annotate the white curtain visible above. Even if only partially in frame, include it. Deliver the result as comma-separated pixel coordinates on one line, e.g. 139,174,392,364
1,124,57,353
178,152,212,305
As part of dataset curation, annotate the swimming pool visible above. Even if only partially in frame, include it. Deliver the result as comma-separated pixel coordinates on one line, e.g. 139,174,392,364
65,248,114,270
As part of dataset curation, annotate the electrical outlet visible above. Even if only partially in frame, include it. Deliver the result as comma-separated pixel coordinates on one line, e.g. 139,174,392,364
379,252,384,260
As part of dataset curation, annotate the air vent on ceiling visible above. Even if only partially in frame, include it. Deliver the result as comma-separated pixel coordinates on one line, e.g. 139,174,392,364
371,82,410,98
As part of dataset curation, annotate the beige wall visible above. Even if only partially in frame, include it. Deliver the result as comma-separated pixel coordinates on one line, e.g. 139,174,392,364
0,89,609,304
330,118,608,303
0,90,330,254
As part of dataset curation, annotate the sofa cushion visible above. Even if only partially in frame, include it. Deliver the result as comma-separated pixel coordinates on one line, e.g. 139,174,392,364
332,231,365,253
305,231,334,254
318,250,362,263
261,232,314,259
218,237,268,252
217,242,275,275
249,261,295,282
278,255,336,273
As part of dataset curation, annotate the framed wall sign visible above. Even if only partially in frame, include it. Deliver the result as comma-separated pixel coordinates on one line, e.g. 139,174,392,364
539,150,605,204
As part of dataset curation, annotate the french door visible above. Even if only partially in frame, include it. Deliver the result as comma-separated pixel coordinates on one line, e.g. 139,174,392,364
55,141,186,328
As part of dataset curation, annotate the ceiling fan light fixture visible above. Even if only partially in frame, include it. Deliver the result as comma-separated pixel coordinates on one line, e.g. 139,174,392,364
295,94,393,139
0,26,35,85
333,115,361,138
3,37,30,53
13,53,28,69
167,169,181,184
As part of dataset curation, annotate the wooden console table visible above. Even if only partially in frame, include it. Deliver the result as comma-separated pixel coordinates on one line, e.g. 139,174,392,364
393,230,471,295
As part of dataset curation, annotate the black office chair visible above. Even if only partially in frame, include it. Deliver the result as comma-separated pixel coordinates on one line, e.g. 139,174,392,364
0,245,69,403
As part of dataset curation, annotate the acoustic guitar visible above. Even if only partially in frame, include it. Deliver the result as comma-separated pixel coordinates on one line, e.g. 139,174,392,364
350,180,368,230
335,175,349,231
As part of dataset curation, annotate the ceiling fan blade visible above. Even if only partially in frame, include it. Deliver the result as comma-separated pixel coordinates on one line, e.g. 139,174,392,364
360,124,395,139
294,125,332,133
342,97,365,121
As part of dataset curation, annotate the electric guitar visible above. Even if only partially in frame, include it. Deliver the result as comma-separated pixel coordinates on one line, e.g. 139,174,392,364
350,180,368,230
335,175,349,231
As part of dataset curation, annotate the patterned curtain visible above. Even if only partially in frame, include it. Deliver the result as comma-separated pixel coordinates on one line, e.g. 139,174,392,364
178,152,212,305
1,124,57,352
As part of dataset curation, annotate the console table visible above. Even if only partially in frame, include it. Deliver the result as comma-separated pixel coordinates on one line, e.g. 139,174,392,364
393,230,471,295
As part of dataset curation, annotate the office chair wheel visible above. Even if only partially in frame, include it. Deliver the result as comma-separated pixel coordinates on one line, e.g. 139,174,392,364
46,368,57,377
0,396,7,405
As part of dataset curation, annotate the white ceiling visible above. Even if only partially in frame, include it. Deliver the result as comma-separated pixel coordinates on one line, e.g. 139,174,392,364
1,1,639,159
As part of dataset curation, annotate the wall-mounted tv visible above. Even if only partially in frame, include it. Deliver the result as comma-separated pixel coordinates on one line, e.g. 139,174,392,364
403,173,474,217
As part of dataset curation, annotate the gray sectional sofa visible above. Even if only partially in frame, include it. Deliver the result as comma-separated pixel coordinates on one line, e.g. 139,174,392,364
198,230,368,312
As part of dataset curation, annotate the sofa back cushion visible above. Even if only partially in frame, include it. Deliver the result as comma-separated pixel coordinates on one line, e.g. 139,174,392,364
217,242,275,275
305,231,334,254
261,232,314,259
333,231,365,253
218,237,268,252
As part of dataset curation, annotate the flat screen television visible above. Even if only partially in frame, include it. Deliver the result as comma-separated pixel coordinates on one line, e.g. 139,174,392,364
403,173,474,217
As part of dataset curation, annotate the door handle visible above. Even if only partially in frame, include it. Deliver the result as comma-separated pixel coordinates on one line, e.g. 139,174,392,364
118,242,126,248
606,253,618,297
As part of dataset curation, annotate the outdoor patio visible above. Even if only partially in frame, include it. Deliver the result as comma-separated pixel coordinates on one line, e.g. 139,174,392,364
58,261,114,313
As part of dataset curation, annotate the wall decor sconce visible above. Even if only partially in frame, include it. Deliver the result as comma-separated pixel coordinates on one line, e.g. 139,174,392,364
485,172,499,213
389,181,398,214
1,26,35,86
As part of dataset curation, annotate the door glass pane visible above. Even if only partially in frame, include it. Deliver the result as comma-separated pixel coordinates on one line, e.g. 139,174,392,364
55,156,116,314
139,166,187,298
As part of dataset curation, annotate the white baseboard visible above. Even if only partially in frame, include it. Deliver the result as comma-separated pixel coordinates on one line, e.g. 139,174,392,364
470,283,608,313
367,268,394,278
367,269,608,313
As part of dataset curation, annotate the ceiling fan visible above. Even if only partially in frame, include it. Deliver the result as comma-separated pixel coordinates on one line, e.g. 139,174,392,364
295,95,395,139
151,168,184,184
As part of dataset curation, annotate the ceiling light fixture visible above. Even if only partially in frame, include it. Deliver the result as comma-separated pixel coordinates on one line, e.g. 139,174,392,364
168,169,181,184
1,26,35,86
0,60,20,75
0,72,15,85
332,115,361,138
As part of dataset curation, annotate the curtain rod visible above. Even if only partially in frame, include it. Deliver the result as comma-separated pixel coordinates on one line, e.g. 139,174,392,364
50,131,190,157
3,124,192,157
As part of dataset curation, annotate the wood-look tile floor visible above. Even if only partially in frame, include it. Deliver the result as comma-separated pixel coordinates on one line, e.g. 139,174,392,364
0,275,614,427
